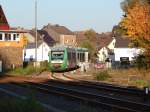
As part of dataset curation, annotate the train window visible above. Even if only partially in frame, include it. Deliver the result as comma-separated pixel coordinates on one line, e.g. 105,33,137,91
73,53,76,62
83,53,85,62
77,53,80,61
81,53,83,62
80,53,85,62
68,52,71,61
51,51,64,60
79,53,81,61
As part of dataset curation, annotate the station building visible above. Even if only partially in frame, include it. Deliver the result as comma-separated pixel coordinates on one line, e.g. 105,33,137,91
0,5,27,70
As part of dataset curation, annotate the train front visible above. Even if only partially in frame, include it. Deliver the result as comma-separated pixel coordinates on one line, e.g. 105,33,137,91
49,49,67,72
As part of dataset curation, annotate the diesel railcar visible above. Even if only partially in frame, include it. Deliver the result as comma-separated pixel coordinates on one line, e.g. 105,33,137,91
48,46,88,72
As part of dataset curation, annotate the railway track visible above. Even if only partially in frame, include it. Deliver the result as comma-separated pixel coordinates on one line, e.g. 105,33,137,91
1,75,150,112
11,81,150,112
51,72,149,100
51,73,73,81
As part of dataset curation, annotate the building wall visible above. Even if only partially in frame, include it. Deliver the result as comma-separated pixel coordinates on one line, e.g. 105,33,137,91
97,47,108,62
0,33,25,47
0,47,23,70
60,35,77,47
24,33,35,43
114,48,141,61
107,38,116,49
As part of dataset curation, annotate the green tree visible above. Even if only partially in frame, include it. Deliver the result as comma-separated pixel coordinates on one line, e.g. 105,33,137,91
80,40,93,61
84,29,97,41
82,29,97,62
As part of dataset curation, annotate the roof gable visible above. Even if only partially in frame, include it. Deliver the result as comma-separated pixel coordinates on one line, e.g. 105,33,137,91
29,30,55,47
97,36,114,50
0,5,9,30
115,36,130,48
43,24,74,35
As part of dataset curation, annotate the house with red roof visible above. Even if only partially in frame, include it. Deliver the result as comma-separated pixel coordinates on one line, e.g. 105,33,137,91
97,34,115,62
0,5,27,70
0,5,9,30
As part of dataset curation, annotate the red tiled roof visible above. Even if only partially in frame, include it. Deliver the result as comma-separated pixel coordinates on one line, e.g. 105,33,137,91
0,5,9,30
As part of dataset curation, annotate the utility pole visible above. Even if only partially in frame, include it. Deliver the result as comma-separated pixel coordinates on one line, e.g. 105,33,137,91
35,0,38,67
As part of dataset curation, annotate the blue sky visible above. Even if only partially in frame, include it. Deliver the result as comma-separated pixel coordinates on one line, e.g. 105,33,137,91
0,0,123,33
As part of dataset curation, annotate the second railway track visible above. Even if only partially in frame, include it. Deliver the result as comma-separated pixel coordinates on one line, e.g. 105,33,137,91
51,72,149,101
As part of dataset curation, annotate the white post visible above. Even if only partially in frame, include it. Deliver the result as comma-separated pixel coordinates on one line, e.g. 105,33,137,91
35,0,38,66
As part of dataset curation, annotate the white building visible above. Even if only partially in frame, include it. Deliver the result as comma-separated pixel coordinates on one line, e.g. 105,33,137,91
23,30,55,62
114,48,141,61
24,41,51,62
114,37,141,62
97,37,116,62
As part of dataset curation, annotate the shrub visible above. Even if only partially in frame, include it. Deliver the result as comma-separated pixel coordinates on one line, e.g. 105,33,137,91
135,55,150,69
95,71,110,81
134,79,146,88
0,98,45,112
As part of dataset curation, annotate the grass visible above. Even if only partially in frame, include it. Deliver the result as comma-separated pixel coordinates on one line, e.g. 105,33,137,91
0,97,45,112
89,68,150,88
95,70,110,81
8,65,48,76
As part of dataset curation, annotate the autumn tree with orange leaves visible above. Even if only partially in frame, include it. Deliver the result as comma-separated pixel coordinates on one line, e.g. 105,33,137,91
120,0,150,53
120,0,150,68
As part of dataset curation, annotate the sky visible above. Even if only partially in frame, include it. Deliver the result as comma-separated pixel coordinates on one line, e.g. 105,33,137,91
0,0,123,33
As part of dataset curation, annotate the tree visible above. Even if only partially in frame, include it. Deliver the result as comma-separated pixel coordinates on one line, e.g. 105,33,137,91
80,40,95,62
120,0,150,69
78,29,97,62
120,0,150,53
84,29,97,41
121,0,137,13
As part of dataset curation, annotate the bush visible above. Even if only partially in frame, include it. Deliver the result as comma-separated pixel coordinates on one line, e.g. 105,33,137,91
135,55,150,69
0,98,45,112
134,79,146,88
95,71,110,81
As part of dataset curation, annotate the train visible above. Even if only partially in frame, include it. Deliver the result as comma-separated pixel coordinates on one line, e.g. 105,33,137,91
48,46,88,72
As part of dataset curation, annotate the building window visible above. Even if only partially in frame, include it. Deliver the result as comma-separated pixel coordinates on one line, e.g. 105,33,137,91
13,34,17,41
5,33,11,41
0,33,2,40
66,40,68,43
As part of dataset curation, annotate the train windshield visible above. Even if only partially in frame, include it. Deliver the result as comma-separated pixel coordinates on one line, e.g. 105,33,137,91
51,51,64,60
